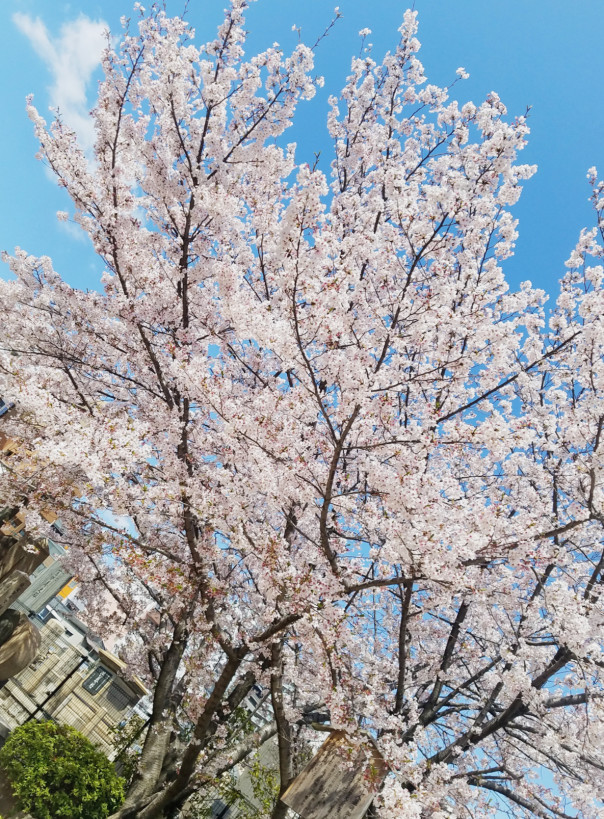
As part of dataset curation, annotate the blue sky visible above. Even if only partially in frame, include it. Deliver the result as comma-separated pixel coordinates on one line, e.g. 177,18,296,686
2,0,604,299
0,4,599,811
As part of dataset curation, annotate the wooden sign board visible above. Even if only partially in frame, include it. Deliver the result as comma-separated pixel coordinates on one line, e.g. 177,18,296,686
281,731,387,819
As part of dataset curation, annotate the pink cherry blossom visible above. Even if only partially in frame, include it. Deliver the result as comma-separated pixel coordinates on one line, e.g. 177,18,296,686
1,4,604,818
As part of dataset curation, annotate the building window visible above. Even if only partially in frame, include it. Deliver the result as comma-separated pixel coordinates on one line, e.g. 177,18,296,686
104,681,136,712
82,666,112,695
36,607,54,624
211,799,231,818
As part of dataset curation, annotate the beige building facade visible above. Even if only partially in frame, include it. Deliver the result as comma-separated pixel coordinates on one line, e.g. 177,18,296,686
0,617,147,759
0,399,150,758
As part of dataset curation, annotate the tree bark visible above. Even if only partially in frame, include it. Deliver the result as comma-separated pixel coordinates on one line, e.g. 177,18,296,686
117,648,247,819
270,641,294,819
114,622,188,816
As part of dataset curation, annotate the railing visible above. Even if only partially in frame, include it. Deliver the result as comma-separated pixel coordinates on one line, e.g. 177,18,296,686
0,624,132,759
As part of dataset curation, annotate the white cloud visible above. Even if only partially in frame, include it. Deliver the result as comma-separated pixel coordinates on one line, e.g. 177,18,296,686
57,218,89,244
13,12,108,151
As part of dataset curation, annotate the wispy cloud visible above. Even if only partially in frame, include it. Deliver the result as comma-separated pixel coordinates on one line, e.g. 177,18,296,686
57,218,89,244
13,12,108,151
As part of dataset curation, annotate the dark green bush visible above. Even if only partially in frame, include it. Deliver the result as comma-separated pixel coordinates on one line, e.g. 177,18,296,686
0,720,125,819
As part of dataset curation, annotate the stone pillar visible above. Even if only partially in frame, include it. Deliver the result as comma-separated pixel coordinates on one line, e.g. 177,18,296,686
0,534,49,583
0,612,41,680
0,571,31,616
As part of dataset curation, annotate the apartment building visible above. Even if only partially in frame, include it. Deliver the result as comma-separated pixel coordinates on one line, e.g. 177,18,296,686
0,608,148,758
0,397,149,756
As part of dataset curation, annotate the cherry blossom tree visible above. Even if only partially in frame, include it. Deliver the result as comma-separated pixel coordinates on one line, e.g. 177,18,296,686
1,2,604,817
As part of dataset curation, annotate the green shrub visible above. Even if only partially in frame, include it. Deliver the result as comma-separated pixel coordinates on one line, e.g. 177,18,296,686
0,720,125,819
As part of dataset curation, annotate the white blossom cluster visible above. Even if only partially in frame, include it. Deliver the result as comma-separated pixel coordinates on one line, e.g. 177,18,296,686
1,3,604,818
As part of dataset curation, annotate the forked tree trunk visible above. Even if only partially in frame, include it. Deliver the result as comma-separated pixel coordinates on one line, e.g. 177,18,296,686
111,625,188,818
111,651,246,819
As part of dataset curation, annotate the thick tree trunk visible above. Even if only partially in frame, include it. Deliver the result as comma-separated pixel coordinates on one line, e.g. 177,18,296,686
125,728,174,804
125,650,247,819
270,641,294,819
271,800,290,819
110,624,188,818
